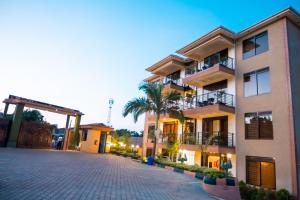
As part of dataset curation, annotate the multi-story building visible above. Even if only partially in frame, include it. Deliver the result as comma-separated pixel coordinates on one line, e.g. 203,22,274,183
142,7,300,196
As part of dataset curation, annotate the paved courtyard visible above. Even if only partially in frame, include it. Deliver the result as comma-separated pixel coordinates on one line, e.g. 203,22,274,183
0,148,215,200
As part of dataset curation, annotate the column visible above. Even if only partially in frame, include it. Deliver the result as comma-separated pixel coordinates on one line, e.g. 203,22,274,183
73,115,81,146
3,103,9,118
7,103,24,147
62,115,70,150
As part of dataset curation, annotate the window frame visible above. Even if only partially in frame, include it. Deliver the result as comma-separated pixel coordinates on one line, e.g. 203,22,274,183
246,156,276,189
243,31,269,59
245,111,273,140
244,67,271,97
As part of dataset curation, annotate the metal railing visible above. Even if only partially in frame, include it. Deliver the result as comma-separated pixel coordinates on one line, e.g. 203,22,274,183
185,57,234,77
181,91,234,109
180,132,235,148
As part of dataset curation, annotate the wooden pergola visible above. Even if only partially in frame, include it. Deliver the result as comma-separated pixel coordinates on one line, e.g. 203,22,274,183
3,95,84,149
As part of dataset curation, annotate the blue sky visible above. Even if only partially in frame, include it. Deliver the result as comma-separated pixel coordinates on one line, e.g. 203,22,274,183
0,0,299,131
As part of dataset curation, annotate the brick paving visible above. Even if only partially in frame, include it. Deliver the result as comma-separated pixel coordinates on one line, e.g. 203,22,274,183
0,148,215,200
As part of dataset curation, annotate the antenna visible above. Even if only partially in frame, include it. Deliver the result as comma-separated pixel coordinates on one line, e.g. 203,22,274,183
107,98,114,126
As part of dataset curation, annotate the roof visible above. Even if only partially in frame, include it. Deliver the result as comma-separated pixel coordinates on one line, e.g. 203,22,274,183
144,74,161,82
3,95,84,116
176,26,235,55
146,54,192,72
79,123,114,131
176,7,300,55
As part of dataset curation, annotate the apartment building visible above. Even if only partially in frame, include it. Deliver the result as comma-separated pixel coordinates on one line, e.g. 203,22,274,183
142,7,300,196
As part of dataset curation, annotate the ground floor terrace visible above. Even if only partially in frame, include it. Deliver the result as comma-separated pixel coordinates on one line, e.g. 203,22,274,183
0,148,216,200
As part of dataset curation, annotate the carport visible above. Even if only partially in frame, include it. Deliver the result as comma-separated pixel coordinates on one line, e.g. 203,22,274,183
3,95,84,150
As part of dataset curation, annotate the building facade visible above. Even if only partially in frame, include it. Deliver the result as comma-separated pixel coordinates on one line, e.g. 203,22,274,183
142,7,300,196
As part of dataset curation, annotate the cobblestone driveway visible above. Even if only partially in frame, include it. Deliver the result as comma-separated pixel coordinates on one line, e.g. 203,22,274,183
0,148,215,200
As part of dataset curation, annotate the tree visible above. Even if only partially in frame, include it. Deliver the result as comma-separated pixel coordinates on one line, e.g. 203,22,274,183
123,82,181,157
164,139,179,162
23,109,44,122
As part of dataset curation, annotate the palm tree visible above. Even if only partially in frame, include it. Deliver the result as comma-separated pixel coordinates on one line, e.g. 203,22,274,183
123,82,181,157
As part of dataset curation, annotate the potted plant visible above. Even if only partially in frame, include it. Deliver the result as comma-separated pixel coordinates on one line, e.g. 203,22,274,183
195,167,205,180
216,90,226,105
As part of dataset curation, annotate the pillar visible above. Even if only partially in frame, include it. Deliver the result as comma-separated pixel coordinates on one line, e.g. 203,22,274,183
74,115,81,146
62,115,70,150
7,103,24,147
3,103,9,118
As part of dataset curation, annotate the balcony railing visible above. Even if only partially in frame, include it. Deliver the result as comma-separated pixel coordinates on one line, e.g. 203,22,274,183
181,91,234,109
185,57,234,77
163,78,183,86
180,132,235,148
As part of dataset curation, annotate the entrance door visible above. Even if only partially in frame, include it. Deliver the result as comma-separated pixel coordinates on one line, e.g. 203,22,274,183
98,132,107,153
202,116,228,145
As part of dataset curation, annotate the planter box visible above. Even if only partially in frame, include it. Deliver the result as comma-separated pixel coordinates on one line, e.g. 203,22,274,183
195,172,205,180
201,182,241,200
226,178,236,186
204,176,217,185
157,163,166,168
184,170,195,177
217,178,226,186
173,167,184,173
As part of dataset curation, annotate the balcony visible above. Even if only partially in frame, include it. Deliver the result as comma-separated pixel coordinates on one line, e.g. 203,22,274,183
179,132,235,153
183,57,235,87
182,91,235,118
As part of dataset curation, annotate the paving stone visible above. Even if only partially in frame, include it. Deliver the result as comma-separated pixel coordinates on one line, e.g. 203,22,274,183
0,148,215,200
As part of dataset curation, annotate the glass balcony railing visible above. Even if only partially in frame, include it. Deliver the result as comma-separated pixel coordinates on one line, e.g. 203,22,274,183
185,57,234,77
181,91,234,109
180,132,235,148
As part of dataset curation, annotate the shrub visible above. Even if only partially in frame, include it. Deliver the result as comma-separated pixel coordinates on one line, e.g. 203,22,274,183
276,189,291,200
256,188,266,200
203,168,225,179
265,189,276,200
239,181,248,199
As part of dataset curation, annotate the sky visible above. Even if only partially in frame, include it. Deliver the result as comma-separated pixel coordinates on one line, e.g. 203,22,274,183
0,0,299,131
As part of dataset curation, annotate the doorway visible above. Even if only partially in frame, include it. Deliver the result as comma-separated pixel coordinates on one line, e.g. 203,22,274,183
202,116,228,145
98,132,107,153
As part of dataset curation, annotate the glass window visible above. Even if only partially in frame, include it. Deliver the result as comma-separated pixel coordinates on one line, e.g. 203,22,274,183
245,113,259,139
243,37,255,59
257,68,271,94
244,72,257,97
148,125,155,140
243,31,268,59
244,68,270,97
245,111,273,139
246,156,276,189
255,32,269,55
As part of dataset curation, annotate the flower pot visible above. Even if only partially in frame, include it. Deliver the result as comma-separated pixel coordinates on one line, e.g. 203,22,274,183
225,178,235,186
195,172,205,180
173,167,184,173
204,176,216,185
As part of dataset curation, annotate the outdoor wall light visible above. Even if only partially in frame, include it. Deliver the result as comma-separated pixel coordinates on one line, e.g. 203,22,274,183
136,145,139,149
227,153,232,159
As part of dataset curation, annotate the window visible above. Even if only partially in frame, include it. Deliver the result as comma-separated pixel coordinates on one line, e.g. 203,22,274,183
82,129,88,141
246,156,276,189
244,68,270,97
204,48,228,67
243,31,268,59
203,80,227,94
245,111,273,139
147,125,155,141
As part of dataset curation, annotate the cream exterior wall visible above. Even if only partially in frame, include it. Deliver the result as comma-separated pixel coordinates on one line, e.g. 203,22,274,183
235,19,293,192
80,129,110,154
